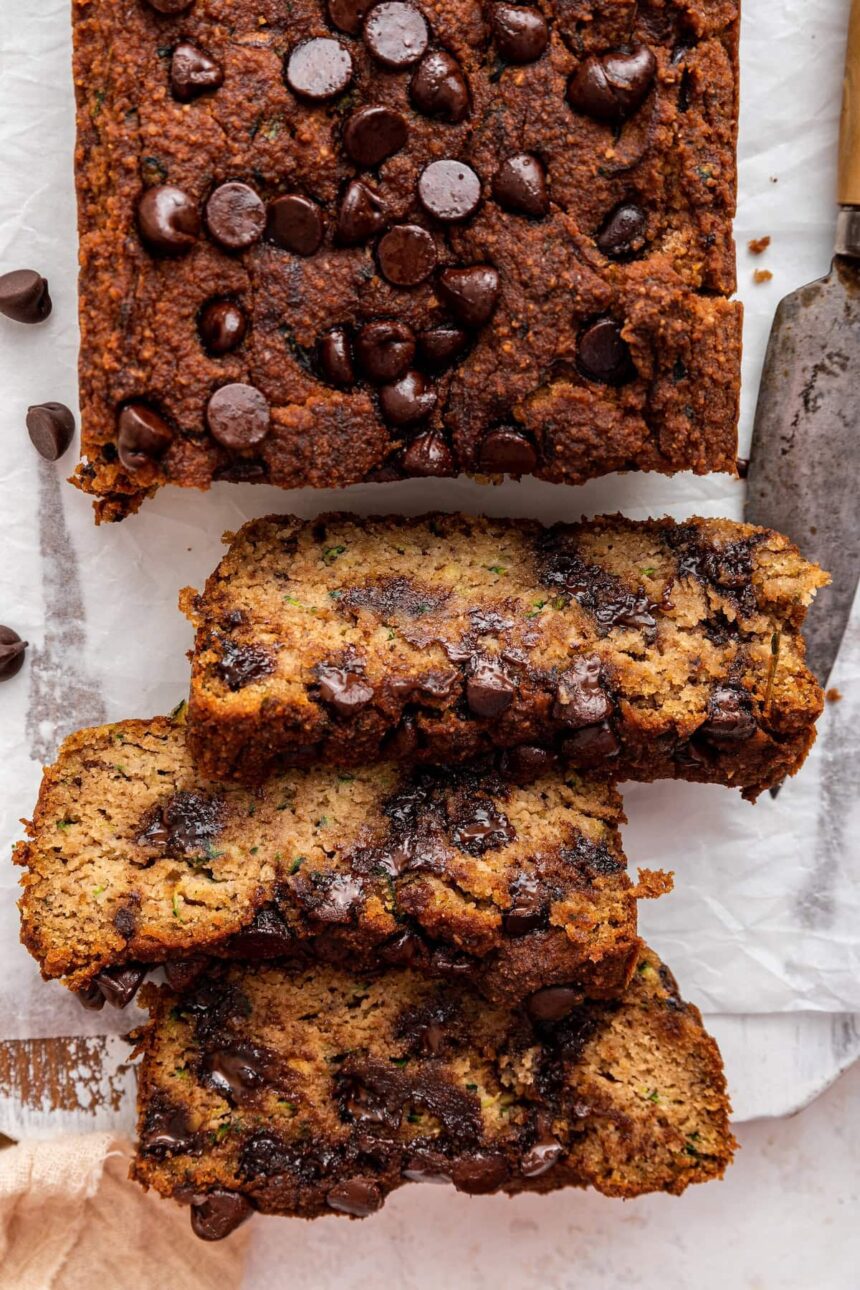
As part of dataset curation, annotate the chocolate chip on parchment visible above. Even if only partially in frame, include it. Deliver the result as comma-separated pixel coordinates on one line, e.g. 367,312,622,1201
265,194,324,256
26,403,75,461
410,50,469,122
418,159,481,221
0,627,27,682
492,154,548,217
377,224,436,287
199,300,247,355
206,384,270,450
170,43,224,101
436,265,499,327
492,4,548,64
578,317,636,385
379,371,437,425
402,430,454,477
319,328,356,386
567,46,657,123
190,1191,254,1242
138,186,200,255
356,320,415,382
286,37,354,100
336,179,388,245
117,403,174,472
596,202,648,259
0,269,52,324
344,106,408,167
205,182,266,251
478,428,537,474
326,1179,383,1217
364,2,429,69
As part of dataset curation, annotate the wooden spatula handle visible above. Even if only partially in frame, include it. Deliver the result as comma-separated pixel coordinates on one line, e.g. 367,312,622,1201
838,0,860,204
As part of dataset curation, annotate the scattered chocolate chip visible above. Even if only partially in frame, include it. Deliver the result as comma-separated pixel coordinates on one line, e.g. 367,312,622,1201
316,664,375,716
0,269,52,324
410,50,469,122
596,202,648,258
190,1191,253,1242
492,4,548,64
562,721,620,765
199,300,247,355
451,1153,509,1194
137,186,200,256
145,0,193,11
402,430,454,476
336,179,388,245
578,317,636,385
363,1,429,69
344,106,408,167
205,182,266,251
521,1134,564,1177
567,46,657,124
376,224,437,288
700,686,757,742
326,1178,383,1217
436,265,499,327
417,325,468,370
265,194,324,256
466,658,515,717
380,370,437,425
170,42,224,101
26,402,75,461
76,982,105,1011
0,627,27,682
493,154,548,217
328,0,375,34
117,403,173,472
92,964,147,1008
478,427,537,474
527,984,580,1022
206,384,270,451
553,656,612,729
356,320,415,382
319,328,355,386
736,457,750,479
227,908,293,960
286,37,354,101
418,159,481,222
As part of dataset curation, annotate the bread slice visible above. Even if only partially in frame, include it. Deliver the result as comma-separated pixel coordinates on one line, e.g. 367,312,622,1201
131,947,735,1235
17,711,668,1009
183,512,826,797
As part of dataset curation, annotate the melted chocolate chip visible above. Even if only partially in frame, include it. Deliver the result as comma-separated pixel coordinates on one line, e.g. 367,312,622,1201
238,1131,296,1181
521,1134,564,1177
165,959,207,992
527,984,581,1022
206,383,270,450
478,427,538,474
465,657,515,718
117,403,173,472
138,186,200,256
502,873,545,935
203,1042,273,1101
26,403,75,461
553,656,613,730
502,745,556,783
191,1191,253,1242
205,183,266,251
493,154,548,217
377,224,436,287
157,791,225,855
402,430,454,477
319,328,355,386
0,269,52,323
418,160,481,222
578,317,636,385
316,663,375,716
326,1178,383,1217
410,50,469,122
402,1153,453,1184
379,370,437,425
355,320,415,382
538,533,657,638
562,722,620,766
417,325,468,370
328,0,375,35
141,1100,199,1157
216,639,275,690
340,575,448,621
345,106,408,167
363,2,429,69
567,46,657,124
436,265,499,327
199,300,247,355
170,43,224,101
286,38,354,101
266,194,324,256
92,964,147,1008
336,179,388,244
597,202,648,259
450,798,515,855
451,1153,509,1194
295,871,364,923
699,685,757,742
492,4,548,64
226,907,294,960
0,627,27,682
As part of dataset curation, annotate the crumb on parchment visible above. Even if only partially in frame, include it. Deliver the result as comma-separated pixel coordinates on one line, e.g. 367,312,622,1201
748,236,771,255
753,269,773,284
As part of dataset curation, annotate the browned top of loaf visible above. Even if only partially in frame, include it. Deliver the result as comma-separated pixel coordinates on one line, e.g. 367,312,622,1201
70,0,740,520
16,713,667,1006
132,946,735,1225
184,512,827,795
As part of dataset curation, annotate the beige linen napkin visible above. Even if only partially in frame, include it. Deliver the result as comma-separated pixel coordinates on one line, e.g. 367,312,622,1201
0,1135,249,1290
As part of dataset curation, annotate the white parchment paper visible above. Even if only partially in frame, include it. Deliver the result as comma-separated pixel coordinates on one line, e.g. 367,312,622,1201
0,0,857,1046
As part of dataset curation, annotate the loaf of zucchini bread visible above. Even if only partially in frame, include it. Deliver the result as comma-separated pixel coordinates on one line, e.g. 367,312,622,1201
184,512,827,797
17,711,669,1009
132,947,734,1236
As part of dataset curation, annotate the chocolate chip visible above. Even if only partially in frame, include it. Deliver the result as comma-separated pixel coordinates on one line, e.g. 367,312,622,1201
216,641,274,690
418,159,481,221
377,224,436,287
402,430,454,477
286,37,354,100
205,182,266,251
466,658,515,717
206,384,270,451
137,186,200,256
503,879,545,935
567,46,657,124
493,154,548,217
380,370,437,425
410,50,469,122
117,403,173,471
164,958,206,991
190,1191,253,1242
521,1134,564,1177
363,1,429,69
527,984,580,1022
478,427,537,474
578,317,635,385
492,4,548,64
402,1154,453,1184
0,269,52,324
553,656,612,729
450,1154,509,1194
436,265,499,327
562,721,620,765
26,403,75,461
596,202,648,258
92,964,147,1009
199,300,247,355
503,745,556,782
76,982,105,1011
170,43,224,101
265,194,324,256
316,664,375,715
0,627,27,682
344,106,408,167
319,328,355,386
227,908,293,960
356,320,415,382
203,1042,271,1100
417,325,468,370
145,0,193,11
162,791,225,853
336,179,388,245
328,0,375,34
700,686,757,742
141,1103,197,1155
326,1178,383,1217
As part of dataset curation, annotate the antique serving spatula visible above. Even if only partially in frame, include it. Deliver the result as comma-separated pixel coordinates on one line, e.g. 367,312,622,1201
747,0,860,689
